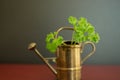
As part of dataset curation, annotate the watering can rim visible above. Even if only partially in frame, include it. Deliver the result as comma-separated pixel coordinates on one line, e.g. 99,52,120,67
58,40,82,48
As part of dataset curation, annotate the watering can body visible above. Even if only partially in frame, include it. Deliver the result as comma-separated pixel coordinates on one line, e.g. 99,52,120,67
28,27,96,80
28,41,95,80
56,42,81,80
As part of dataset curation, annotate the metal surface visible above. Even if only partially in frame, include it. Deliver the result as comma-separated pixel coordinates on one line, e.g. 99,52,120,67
28,42,57,75
55,27,96,64
56,41,95,80
56,43,81,80
28,27,96,80
81,41,96,64
56,27,96,80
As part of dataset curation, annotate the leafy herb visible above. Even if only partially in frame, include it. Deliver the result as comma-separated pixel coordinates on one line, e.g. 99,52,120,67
69,16,100,43
46,32,63,53
45,16,100,53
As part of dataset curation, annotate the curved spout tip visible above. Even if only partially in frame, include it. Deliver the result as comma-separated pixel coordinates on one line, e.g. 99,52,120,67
28,42,36,50
28,42,57,75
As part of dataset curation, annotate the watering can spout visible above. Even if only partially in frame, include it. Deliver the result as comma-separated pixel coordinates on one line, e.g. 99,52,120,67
28,42,57,75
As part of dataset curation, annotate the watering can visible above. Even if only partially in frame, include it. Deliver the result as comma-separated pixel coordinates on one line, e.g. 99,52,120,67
28,27,96,80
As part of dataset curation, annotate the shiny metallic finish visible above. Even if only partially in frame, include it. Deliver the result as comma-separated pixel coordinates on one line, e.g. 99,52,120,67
55,27,96,80
28,41,95,80
28,42,57,75
56,43,81,80
56,41,96,80
28,27,96,80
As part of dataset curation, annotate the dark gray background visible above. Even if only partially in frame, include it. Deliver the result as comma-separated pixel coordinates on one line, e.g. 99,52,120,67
0,0,120,64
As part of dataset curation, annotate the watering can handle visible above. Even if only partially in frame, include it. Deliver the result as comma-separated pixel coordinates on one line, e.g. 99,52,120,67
55,27,74,38
81,41,96,64
55,27,96,64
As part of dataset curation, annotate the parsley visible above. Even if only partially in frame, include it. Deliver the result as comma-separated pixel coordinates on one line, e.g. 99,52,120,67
45,16,100,53
46,32,63,53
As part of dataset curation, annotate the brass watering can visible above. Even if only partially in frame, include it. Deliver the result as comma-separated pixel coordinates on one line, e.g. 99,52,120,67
28,27,96,80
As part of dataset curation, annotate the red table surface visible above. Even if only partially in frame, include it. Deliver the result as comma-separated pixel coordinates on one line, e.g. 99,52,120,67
0,64,120,80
